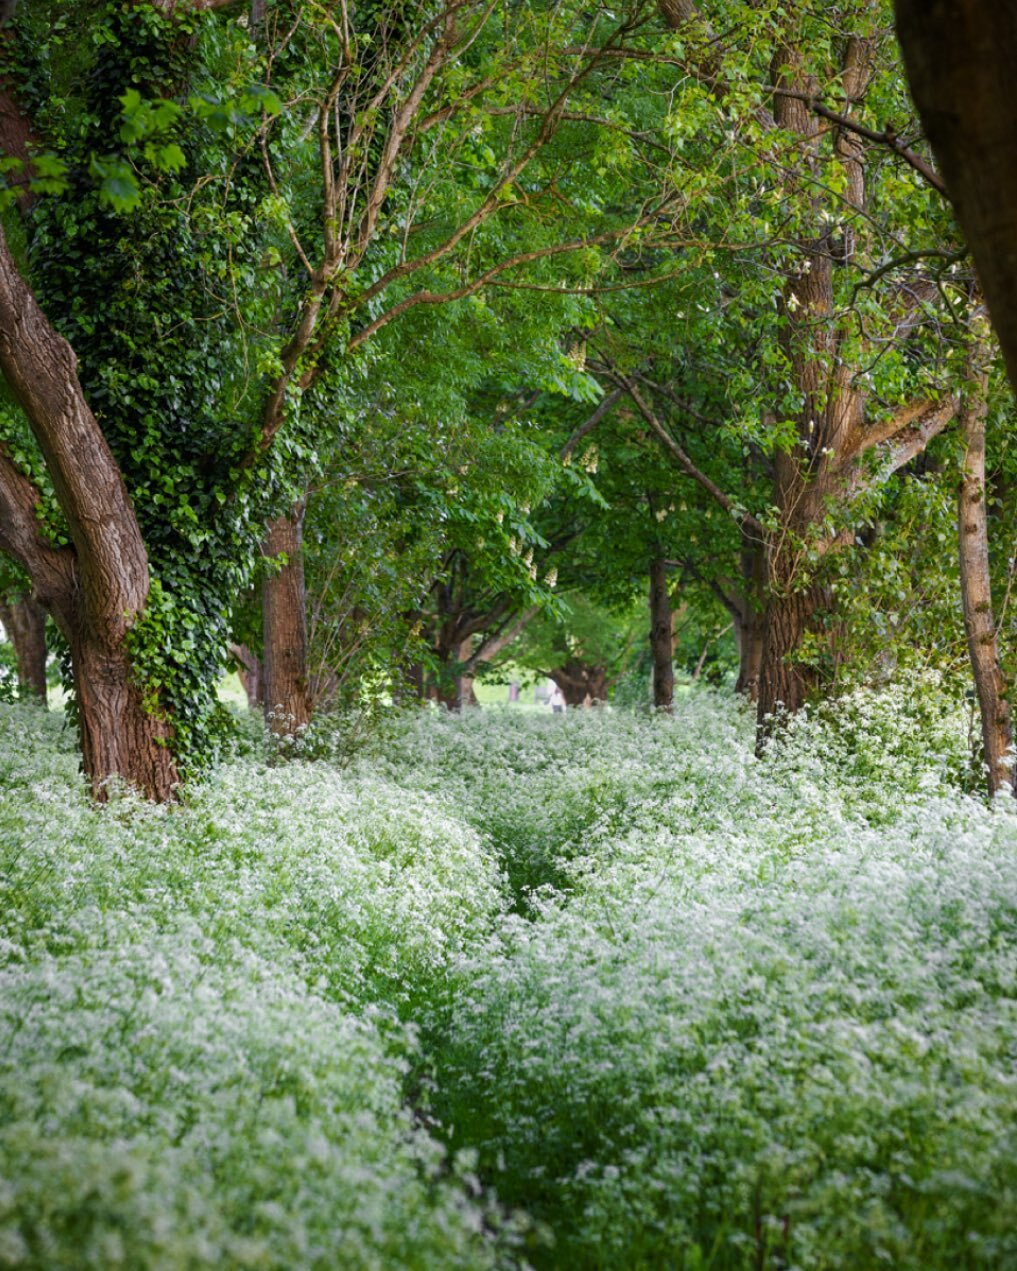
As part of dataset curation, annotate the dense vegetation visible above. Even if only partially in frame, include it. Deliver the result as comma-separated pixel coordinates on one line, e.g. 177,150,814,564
3,1,1017,1266
2,688,1016,1268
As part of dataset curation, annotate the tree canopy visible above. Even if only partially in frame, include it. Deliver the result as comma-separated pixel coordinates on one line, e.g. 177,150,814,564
0,0,1012,799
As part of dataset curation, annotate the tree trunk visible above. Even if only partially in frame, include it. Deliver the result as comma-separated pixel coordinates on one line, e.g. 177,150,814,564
455,637,477,710
733,538,766,700
649,554,674,711
895,3,1017,396
554,661,608,706
0,224,178,800
756,583,827,747
262,504,312,735
229,642,263,712
68,629,175,798
957,356,1012,795
0,595,46,701
734,608,764,700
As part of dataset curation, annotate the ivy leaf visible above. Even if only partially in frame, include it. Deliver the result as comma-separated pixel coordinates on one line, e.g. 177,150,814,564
28,153,70,197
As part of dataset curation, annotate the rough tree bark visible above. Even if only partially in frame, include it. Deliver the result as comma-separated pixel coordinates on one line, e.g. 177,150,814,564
648,554,674,711
756,584,834,722
0,228,178,798
957,346,1012,794
0,594,46,701
262,504,312,734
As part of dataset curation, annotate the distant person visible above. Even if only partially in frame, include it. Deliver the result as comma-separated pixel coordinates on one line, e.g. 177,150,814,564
548,682,566,714
508,680,520,703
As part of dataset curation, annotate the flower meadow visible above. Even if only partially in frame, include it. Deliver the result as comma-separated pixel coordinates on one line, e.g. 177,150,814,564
1,685,1016,1268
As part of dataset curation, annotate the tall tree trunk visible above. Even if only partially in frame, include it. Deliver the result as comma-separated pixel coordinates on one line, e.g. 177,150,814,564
0,595,46,701
0,225,178,800
262,504,312,735
895,3,1017,395
958,355,1012,795
649,554,674,711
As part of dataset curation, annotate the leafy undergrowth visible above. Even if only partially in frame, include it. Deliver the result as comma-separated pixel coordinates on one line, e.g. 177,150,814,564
2,682,1016,1268
0,707,509,1270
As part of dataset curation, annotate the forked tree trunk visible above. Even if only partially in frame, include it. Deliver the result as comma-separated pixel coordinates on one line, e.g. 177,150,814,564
649,554,674,711
0,225,178,800
262,504,312,735
957,356,1013,795
554,661,608,706
0,595,47,701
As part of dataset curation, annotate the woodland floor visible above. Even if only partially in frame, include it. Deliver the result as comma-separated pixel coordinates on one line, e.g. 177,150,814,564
1,684,1016,1269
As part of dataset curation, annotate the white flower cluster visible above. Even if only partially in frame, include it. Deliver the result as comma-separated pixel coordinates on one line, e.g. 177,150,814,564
2,678,1015,1269
0,709,506,1269
373,687,1017,1268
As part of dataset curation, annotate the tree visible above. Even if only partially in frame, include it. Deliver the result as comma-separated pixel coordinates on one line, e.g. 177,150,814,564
895,3,1017,393
633,1,965,734
0,221,177,793
249,0,678,733
0,0,675,794
956,330,1012,793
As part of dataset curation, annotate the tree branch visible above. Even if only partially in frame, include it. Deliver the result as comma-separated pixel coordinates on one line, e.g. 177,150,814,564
879,397,957,474
841,395,957,464
609,370,767,538
769,86,947,197
463,605,538,673
350,25,634,309
348,227,655,349
0,445,76,616
560,388,623,459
